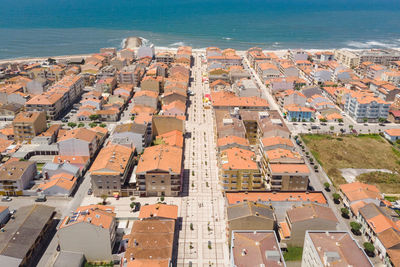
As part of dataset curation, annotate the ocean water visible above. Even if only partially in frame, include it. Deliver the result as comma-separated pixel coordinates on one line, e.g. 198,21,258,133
0,0,400,59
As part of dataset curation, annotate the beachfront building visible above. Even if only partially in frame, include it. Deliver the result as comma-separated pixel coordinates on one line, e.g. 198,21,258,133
284,104,314,122
344,91,390,122
334,49,360,68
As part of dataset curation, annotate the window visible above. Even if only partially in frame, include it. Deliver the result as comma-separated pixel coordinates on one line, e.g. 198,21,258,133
161,180,165,184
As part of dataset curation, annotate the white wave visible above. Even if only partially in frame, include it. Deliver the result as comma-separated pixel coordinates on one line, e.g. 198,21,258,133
120,38,127,49
140,37,152,47
346,40,398,49
223,37,232,40
169,41,186,47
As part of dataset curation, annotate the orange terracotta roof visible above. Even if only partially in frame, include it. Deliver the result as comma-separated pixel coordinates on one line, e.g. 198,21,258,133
38,172,76,192
58,128,97,143
339,182,381,202
127,260,169,267
156,130,183,148
385,129,400,137
162,100,186,112
136,144,182,174
53,155,90,165
217,136,250,147
266,148,302,160
287,203,338,223
261,136,293,148
279,221,291,238
284,104,313,112
220,147,257,170
0,127,14,137
269,163,310,174
90,144,134,175
60,205,115,230
130,105,157,115
226,192,327,205
367,214,399,234
139,204,178,220
211,91,268,108
350,201,367,216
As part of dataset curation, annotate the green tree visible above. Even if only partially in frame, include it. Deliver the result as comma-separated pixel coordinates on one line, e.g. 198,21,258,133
379,118,386,123
338,118,343,123
363,242,375,256
89,122,97,128
291,118,297,122
310,118,315,122
89,114,99,121
363,118,368,123
349,125,353,129
333,193,341,203
101,194,108,205
78,123,85,128
341,207,349,218
67,122,77,128
323,182,330,190
320,118,327,122
330,126,334,131
99,123,107,128
131,116,135,121
350,222,362,235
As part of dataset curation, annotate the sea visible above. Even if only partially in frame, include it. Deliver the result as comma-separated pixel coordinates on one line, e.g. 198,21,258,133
0,0,400,59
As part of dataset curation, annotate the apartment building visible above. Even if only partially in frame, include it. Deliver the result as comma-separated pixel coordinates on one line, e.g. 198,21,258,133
284,104,314,122
256,62,280,81
344,91,390,122
246,47,268,68
0,160,36,196
302,231,373,267
90,144,135,197
12,111,46,143
25,92,63,120
155,51,175,64
219,147,263,191
111,123,148,153
334,49,360,68
265,163,309,191
136,144,183,197
58,205,117,262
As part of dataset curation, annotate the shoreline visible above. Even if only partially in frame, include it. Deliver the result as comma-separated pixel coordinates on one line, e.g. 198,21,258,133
1,45,399,65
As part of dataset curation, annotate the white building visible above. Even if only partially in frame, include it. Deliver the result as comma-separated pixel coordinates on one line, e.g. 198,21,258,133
344,91,390,122
57,128,99,158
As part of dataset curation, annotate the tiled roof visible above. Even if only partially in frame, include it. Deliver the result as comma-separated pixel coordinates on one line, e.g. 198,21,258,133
139,204,178,220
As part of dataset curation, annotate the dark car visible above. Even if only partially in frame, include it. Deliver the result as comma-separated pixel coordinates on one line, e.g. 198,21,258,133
87,188,93,195
379,123,385,126
35,196,47,202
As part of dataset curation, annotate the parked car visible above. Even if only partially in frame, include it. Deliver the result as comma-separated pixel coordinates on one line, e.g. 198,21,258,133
87,188,93,195
35,195,47,202
1,196,11,202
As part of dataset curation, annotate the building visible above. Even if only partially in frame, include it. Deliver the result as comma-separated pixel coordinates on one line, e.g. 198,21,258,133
217,135,250,151
90,144,135,197
155,130,184,148
227,202,276,240
339,182,382,216
57,128,99,158
0,205,55,267
136,144,182,197
111,123,149,153
265,163,309,191
334,50,360,68
122,219,175,266
138,203,178,220
302,231,373,267
0,160,36,196
37,172,77,196
344,91,390,122
230,230,286,267
259,136,294,152
220,147,263,191
375,227,400,267
384,129,400,142
12,111,47,143
284,104,314,122
58,205,117,262
279,204,338,246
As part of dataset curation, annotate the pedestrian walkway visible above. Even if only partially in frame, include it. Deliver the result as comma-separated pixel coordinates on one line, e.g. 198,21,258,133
177,52,229,267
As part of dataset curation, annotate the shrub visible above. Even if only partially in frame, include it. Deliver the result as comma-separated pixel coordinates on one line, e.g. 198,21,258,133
341,208,349,218
78,123,85,128
364,242,375,256
350,222,362,235
333,193,341,204
99,123,106,128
